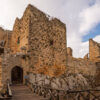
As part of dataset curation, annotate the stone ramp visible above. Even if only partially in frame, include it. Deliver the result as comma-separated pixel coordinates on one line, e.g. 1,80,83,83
11,85,48,100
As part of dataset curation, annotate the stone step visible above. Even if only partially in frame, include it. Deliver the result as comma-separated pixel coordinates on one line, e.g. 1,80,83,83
11,85,49,100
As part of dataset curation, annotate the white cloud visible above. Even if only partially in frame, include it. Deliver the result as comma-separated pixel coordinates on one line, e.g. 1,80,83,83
93,35,100,42
79,1,100,34
0,0,100,58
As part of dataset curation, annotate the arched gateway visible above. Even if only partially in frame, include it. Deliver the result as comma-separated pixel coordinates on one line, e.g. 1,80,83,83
11,66,23,84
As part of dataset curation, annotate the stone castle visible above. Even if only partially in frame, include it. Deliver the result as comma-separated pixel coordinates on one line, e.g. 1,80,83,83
0,4,99,91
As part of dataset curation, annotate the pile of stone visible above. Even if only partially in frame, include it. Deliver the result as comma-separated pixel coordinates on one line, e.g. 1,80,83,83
28,71,91,91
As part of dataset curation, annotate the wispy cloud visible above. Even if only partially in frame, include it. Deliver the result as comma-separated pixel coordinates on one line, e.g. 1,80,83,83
79,1,100,34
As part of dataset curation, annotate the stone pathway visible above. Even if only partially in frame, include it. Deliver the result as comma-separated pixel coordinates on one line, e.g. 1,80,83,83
11,85,48,100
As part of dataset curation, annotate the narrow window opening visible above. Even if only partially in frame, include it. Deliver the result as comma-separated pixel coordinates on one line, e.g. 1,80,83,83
50,40,53,46
17,37,20,44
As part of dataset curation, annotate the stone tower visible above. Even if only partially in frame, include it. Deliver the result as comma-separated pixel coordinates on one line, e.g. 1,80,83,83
10,4,67,76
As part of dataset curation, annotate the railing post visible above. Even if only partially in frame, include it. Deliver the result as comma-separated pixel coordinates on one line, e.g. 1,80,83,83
66,91,69,100
78,93,81,100
43,88,46,98
39,87,42,96
26,82,100,100
56,93,59,100
49,89,53,100
86,90,90,100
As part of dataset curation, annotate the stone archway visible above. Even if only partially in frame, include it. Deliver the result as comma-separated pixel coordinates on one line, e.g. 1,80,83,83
11,66,23,84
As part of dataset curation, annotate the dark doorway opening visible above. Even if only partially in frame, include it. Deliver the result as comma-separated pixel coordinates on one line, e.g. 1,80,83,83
11,66,23,84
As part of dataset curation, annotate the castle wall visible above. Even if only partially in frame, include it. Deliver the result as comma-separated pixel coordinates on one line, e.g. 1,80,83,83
0,27,6,41
95,62,100,86
89,39,100,60
67,56,96,76
89,39,100,86
0,27,12,49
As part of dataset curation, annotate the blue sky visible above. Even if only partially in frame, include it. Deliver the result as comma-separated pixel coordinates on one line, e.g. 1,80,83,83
0,0,100,58
82,23,100,42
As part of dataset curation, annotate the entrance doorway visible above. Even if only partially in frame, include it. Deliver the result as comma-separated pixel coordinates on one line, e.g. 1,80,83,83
11,66,23,84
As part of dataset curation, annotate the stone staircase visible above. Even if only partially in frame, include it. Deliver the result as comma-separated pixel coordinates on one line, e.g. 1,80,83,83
11,85,48,100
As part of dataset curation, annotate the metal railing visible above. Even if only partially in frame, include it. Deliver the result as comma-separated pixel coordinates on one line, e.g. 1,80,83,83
26,81,100,100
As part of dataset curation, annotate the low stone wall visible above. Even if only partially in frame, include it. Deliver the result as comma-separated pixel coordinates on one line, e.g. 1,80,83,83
28,72,91,91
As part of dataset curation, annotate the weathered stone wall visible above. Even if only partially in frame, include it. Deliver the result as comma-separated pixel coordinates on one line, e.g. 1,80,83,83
26,5,67,76
67,55,100,87
0,27,12,48
0,57,3,90
0,27,6,41
1,52,29,84
67,47,72,56
4,31,12,48
94,62,100,86
28,72,90,91
0,4,67,85
27,46,99,90
89,39,100,60
67,56,96,76
26,55,97,91
11,16,29,53
88,39,100,86
67,41,100,85
84,53,89,60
